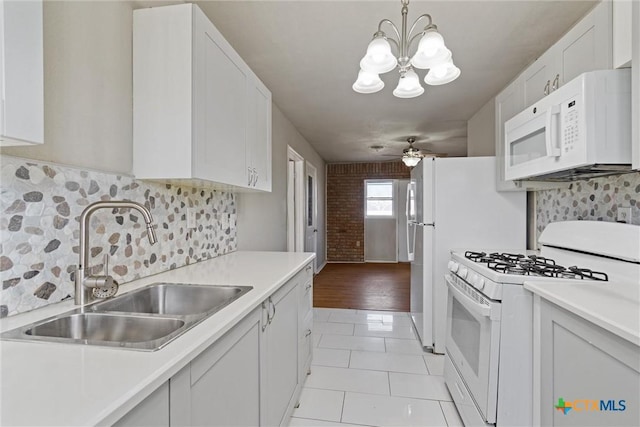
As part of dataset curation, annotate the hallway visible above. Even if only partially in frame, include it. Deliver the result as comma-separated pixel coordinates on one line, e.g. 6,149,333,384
313,263,410,312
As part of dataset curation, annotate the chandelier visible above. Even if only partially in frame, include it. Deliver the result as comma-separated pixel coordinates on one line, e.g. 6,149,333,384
353,0,460,98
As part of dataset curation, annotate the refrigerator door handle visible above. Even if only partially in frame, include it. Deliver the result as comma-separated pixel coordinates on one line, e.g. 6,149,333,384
405,183,411,220
407,222,416,262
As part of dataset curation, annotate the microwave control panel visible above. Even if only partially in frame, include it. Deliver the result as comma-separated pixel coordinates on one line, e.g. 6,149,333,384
561,98,579,154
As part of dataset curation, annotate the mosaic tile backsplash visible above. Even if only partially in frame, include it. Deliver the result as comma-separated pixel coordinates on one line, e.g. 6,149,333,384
0,155,237,317
536,172,640,238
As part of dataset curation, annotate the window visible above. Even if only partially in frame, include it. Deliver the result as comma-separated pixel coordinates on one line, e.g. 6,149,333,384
365,180,394,217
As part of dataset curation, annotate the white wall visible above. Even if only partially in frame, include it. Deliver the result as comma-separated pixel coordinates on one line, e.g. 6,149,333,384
467,96,496,157
236,106,327,268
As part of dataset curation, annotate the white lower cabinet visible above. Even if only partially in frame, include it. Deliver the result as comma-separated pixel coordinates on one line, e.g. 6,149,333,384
114,382,170,427
534,297,640,426
261,278,300,426
170,308,262,426
117,262,314,426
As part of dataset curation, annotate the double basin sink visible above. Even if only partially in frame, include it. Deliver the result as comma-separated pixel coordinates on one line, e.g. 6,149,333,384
1,283,252,351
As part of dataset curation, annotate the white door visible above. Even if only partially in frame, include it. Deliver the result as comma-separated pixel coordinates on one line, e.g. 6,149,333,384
305,162,318,272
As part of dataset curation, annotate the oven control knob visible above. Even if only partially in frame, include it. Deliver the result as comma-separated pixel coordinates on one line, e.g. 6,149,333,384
448,261,459,272
477,278,486,290
470,273,478,286
459,267,468,279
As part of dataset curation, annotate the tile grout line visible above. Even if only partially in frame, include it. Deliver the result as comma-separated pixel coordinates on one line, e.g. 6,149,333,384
423,354,431,375
340,390,346,423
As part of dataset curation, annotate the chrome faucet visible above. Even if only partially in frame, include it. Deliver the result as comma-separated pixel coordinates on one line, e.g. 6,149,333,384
75,200,158,305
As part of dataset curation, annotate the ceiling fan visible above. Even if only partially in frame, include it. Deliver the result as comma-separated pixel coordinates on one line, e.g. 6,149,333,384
377,137,445,167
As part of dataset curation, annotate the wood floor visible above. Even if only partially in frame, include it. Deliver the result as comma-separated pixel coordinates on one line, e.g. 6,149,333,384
313,263,410,312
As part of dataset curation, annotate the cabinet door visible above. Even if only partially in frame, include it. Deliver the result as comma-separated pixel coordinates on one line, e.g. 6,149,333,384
246,76,272,192
187,309,262,427
494,78,525,192
0,0,43,146
193,6,247,187
535,299,640,426
262,282,299,426
114,382,169,427
557,0,612,85
522,50,555,107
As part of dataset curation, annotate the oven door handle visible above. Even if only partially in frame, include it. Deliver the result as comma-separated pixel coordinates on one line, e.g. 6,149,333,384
445,274,491,318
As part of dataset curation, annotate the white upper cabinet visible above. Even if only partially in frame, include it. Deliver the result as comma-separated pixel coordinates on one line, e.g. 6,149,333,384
522,1,612,109
0,0,44,146
133,4,272,191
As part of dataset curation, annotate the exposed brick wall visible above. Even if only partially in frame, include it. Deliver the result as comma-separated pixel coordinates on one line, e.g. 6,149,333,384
327,162,411,262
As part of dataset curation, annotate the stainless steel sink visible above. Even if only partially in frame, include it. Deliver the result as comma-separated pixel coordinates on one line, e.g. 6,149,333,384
27,313,185,342
91,283,252,316
1,283,253,351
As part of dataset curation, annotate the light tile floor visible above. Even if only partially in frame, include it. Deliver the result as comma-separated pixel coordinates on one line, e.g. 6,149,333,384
289,308,464,427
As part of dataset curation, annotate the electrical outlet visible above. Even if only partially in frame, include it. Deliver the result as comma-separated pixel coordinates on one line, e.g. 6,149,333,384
187,208,197,229
617,206,632,223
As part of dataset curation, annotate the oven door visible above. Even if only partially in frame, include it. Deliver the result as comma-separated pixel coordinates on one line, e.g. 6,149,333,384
445,274,501,424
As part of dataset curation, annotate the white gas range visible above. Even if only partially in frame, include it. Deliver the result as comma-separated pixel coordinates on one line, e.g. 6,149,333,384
443,221,640,427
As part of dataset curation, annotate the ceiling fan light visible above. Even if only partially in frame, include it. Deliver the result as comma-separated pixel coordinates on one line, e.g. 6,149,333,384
360,36,397,74
402,155,421,167
352,69,384,94
393,69,424,98
424,61,461,85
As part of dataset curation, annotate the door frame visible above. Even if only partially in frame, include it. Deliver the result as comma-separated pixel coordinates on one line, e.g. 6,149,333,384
287,146,305,252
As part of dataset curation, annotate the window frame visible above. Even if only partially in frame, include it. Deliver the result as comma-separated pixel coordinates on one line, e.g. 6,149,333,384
364,179,395,218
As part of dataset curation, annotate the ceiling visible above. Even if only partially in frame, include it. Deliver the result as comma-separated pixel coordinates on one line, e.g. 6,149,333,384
185,1,597,163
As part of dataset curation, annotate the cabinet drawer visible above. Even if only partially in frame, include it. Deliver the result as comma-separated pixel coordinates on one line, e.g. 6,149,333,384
444,356,487,427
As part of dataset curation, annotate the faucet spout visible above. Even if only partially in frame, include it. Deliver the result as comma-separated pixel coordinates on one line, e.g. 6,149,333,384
75,200,157,305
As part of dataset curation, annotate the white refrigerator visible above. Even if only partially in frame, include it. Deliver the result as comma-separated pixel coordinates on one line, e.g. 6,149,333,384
407,156,526,353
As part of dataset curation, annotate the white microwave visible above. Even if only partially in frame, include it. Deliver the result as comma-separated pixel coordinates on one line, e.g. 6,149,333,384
504,69,631,181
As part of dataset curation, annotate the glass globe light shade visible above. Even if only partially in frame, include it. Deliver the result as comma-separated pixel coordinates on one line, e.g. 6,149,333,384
411,47,451,70
419,29,445,52
360,36,397,74
393,69,424,98
352,69,384,94
424,60,461,85
402,155,421,167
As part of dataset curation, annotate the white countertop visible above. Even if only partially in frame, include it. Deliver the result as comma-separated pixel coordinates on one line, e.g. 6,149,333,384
524,279,640,347
0,251,315,426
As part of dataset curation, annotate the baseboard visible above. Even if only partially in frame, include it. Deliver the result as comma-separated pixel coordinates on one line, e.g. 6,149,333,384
315,261,327,274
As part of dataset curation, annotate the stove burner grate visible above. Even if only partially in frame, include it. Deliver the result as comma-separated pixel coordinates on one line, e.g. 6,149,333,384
464,251,608,281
